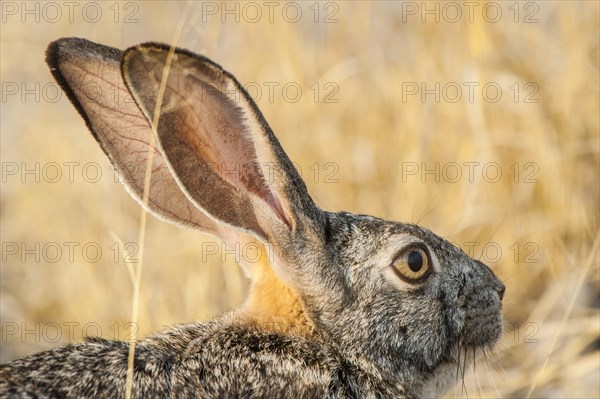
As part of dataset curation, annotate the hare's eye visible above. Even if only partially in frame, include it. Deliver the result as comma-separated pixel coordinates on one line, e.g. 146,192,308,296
391,246,431,282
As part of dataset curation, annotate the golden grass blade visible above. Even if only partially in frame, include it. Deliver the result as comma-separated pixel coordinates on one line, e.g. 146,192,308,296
525,234,600,398
124,4,191,398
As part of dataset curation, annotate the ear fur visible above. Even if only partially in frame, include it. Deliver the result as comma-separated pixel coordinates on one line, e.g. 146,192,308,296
45,38,219,233
120,43,319,243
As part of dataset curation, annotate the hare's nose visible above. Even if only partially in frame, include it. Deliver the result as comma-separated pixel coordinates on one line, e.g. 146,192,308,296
496,282,505,301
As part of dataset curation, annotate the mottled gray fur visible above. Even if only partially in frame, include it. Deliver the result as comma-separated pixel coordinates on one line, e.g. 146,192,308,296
0,38,505,398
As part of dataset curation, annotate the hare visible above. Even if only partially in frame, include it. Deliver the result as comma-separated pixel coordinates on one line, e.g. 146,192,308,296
0,37,505,398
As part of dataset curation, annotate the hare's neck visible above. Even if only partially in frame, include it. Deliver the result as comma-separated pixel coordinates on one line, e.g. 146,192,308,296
243,256,314,336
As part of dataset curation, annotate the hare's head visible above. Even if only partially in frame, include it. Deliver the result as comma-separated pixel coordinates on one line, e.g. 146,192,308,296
47,38,504,397
289,214,505,396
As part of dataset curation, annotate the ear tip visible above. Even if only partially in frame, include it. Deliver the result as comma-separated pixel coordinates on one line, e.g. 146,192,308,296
122,42,227,77
45,37,79,69
121,41,163,70
122,41,171,58
46,37,122,69
47,37,85,53
44,38,123,164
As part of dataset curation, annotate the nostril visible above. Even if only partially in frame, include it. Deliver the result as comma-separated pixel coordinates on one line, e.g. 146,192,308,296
497,283,506,301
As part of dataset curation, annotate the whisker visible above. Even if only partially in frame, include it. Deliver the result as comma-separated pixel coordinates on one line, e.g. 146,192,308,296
490,348,508,379
414,198,453,225
454,344,462,399
485,348,502,398
462,345,469,398
473,347,484,398
456,344,462,382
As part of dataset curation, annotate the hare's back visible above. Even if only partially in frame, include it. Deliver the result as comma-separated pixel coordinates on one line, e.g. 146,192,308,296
173,321,337,397
0,337,172,397
0,321,208,397
1,317,352,398
173,318,406,398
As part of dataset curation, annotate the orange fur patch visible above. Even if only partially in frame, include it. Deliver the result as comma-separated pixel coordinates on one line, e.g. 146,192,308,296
243,245,313,336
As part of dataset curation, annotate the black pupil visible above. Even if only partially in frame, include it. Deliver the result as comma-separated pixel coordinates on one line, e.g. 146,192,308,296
407,251,423,272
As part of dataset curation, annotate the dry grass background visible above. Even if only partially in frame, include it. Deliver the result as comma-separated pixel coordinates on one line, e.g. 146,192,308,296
1,1,598,397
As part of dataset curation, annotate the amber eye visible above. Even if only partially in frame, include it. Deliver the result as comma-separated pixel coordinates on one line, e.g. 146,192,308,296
391,246,431,282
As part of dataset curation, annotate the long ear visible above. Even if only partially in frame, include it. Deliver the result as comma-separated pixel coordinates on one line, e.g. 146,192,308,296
45,38,220,234
120,43,321,244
